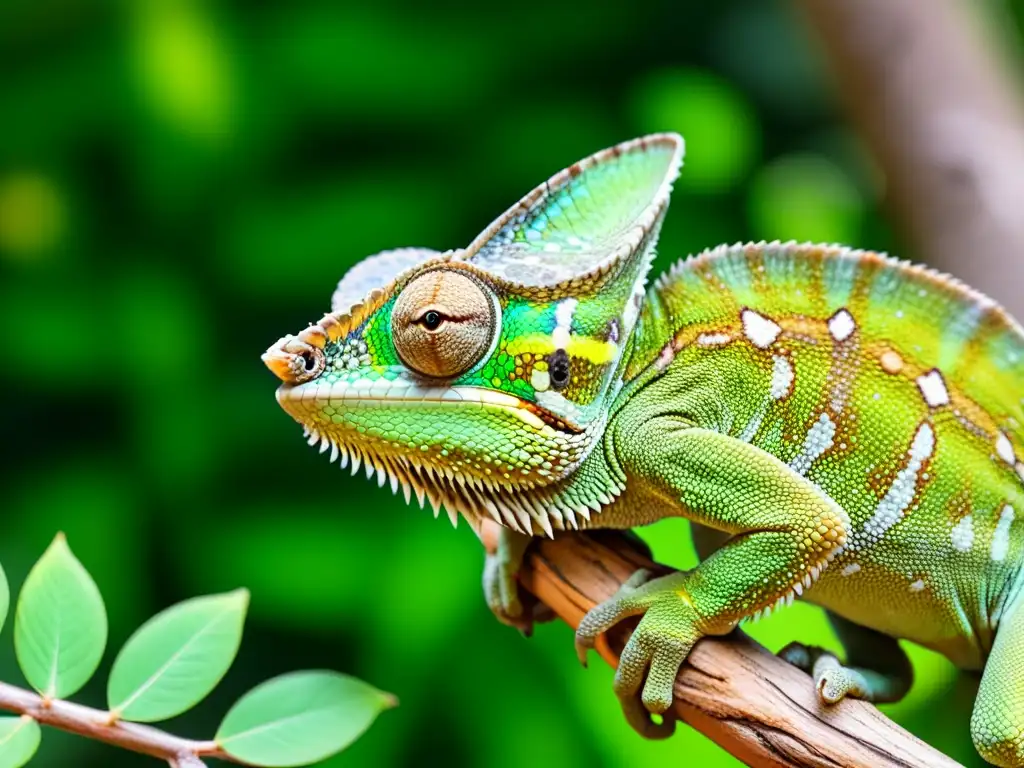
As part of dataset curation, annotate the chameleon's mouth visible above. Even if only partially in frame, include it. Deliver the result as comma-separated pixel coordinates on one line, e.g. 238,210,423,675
275,379,582,433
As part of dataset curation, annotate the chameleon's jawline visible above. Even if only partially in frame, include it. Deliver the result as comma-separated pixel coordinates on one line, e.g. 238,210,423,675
275,382,583,432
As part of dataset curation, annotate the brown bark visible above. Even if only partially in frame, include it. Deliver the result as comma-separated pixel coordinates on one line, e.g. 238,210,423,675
479,522,962,768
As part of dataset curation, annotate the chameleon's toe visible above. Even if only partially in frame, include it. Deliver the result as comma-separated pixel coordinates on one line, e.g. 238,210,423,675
621,694,677,739
577,569,702,738
483,549,529,633
575,568,656,665
779,643,865,704
778,640,816,672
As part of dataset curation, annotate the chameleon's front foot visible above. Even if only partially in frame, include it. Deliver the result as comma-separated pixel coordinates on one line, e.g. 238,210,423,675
575,569,703,739
483,546,529,633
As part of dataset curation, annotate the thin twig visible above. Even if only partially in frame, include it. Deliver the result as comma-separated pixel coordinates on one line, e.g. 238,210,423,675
478,521,962,768
0,681,237,764
170,756,209,768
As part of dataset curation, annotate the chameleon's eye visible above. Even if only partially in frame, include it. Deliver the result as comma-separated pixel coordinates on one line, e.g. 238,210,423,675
391,269,497,379
420,310,444,331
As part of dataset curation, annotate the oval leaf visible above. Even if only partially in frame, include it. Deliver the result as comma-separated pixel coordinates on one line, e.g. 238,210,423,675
107,589,249,722
14,534,108,698
0,562,8,635
0,716,41,768
216,671,396,767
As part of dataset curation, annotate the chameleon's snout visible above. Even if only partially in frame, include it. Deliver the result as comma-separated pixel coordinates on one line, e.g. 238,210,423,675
262,327,328,384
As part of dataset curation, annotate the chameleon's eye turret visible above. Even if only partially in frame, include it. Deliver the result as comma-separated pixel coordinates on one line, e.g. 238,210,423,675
262,327,327,384
392,268,498,379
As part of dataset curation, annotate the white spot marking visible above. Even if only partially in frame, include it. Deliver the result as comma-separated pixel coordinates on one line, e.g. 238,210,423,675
860,422,935,544
531,369,550,392
1017,462,1024,484
916,369,950,408
741,309,782,349
951,516,974,552
697,332,731,347
909,579,925,592
554,298,578,329
996,432,1016,466
841,563,861,576
991,505,1015,562
770,356,794,400
828,309,856,342
551,298,577,350
790,413,837,476
654,344,675,371
738,401,768,443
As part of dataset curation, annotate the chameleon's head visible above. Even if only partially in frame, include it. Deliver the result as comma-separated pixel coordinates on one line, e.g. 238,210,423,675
263,134,683,532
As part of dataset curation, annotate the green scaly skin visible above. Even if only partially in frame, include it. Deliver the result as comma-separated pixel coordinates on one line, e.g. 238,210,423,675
263,134,1024,767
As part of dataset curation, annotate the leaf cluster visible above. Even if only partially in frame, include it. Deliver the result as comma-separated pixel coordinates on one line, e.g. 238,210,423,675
0,535,395,767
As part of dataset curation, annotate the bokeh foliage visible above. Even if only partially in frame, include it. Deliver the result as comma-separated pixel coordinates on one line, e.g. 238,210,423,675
3,0,1023,765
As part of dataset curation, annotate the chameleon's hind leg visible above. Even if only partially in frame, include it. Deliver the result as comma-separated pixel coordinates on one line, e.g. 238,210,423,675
971,594,1024,767
780,611,912,704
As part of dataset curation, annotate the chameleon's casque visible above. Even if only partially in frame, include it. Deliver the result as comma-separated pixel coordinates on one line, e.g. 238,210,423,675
264,134,1024,767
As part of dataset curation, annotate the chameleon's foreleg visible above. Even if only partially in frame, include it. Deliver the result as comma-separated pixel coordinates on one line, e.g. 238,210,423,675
780,611,912,704
971,592,1024,767
577,422,849,737
482,526,534,633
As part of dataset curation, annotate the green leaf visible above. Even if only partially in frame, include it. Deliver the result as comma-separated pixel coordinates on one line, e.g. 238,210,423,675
0,561,9,636
216,671,396,767
14,533,108,698
107,589,249,722
0,716,41,768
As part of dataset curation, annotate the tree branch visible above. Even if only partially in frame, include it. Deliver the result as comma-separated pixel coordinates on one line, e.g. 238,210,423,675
0,681,237,765
478,521,961,768
792,0,1024,320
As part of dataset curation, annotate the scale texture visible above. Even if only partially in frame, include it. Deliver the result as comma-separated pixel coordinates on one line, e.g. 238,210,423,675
263,134,1024,766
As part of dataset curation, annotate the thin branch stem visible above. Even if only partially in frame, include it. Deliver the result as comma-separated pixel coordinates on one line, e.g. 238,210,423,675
478,521,960,768
0,681,238,764
170,756,209,767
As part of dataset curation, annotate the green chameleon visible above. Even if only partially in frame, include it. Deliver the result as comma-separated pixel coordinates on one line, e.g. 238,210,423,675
263,134,1024,766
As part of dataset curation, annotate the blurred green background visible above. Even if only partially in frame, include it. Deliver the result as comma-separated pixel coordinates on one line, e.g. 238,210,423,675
2,0,1023,765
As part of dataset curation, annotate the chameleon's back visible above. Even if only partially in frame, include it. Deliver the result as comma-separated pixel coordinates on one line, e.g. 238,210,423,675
628,242,1024,666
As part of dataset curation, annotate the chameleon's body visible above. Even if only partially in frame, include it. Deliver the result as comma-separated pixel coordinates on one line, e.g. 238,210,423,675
263,135,1024,766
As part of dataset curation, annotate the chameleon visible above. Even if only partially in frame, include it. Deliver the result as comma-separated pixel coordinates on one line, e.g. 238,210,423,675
262,134,1024,766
